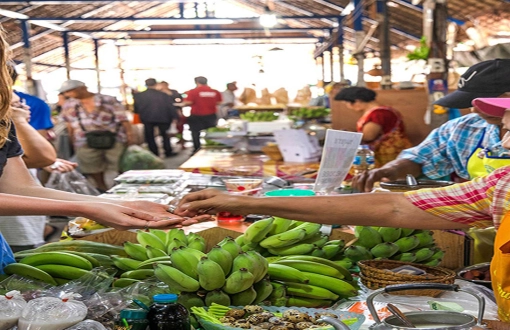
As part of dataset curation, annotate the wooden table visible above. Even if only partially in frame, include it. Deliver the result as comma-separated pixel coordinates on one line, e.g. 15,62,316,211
178,149,320,179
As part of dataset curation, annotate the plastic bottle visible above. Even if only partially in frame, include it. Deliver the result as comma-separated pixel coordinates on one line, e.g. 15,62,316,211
147,294,190,330
114,309,148,330
352,145,375,176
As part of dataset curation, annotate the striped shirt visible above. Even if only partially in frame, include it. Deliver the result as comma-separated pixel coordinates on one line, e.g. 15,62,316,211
398,114,502,180
404,166,510,229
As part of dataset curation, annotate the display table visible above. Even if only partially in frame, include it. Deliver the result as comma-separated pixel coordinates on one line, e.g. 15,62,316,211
178,149,320,179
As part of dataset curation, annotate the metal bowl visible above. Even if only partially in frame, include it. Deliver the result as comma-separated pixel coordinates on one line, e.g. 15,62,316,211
379,179,454,192
457,262,492,289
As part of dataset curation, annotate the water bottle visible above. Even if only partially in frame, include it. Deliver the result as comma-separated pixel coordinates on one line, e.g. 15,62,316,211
352,145,375,176
147,294,190,330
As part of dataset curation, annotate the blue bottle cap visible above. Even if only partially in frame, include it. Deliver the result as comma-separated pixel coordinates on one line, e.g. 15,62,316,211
120,308,147,320
153,293,178,303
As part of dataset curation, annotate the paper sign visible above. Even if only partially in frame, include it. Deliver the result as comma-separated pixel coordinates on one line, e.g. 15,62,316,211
314,129,362,193
273,129,321,163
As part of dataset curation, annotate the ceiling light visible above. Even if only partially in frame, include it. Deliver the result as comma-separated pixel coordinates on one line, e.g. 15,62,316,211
259,6,277,28
134,18,235,26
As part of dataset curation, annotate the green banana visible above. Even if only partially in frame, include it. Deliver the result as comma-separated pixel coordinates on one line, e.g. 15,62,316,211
187,237,206,252
301,271,358,297
218,237,242,259
324,239,345,249
267,263,308,283
168,228,188,245
197,256,226,290
413,247,436,262
331,258,353,270
54,278,70,286
149,229,168,243
301,234,329,247
287,296,332,308
400,228,415,237
355,226,383,249
231,286,257,305
414,231,435,248
166,238,187,254
154,264,200,292
63,251,100,268
322,244,341,259
234,234,245,246
268,217,293,235
394,235,421,252
146,246,168,259
31,240,127,256
3,263,57,286
241,242,265,254
311,247,325,258
427,249,445,261
136,256,172,269
293,222,322,240
35,264,90,280
259,228,307,249
207,245,233,275
19,251,93,270
343,245,373,262
120,269,155,280
170,247,199,280
282,255,352,281
177,292,205,310
246,250,268,283
269,281,287,300
85,253,114,268
204,290,231,306
282,281,339,300
111,256,144,271
124,242,149,261
223,268,255,294
113,278,140,288
253,277,274,304
424,258,441,266
244,217,275,243
370,242,400,258
182,247,207,260
391,252,417,262
137,230,166,251
232,252,257,275
378,227,402,243
288,220,305,229
268,243,315,256
274,260,344,279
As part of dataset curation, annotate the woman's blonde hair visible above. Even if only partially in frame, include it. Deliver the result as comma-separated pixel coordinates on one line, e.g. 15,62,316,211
0,27,11,148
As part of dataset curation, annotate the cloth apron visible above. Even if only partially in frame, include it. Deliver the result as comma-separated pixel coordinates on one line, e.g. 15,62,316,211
466,129,510,179
491,212,510,322
356,107,412,168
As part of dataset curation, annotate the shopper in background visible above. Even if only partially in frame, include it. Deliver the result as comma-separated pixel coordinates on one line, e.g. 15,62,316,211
335,86,412,167
60,80,134,192
158,81,186,148
183,76,222,154
219,82,239,118
134,78,178,158
352,59,510,192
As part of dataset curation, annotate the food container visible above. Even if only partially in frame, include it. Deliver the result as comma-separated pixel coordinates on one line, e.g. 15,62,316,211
457,262,492,289
379,179,454,192
264,189,316,197
367,283,485,330
224,178,263,196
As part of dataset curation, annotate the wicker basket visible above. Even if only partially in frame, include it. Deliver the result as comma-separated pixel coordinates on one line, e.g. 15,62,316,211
358,260,456,297
261,144,283,161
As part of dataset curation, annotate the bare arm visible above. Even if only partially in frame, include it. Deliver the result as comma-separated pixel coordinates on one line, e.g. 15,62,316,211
361,122,383,142
176,189,468,230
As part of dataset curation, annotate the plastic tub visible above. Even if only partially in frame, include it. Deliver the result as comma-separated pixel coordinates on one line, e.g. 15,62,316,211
264,189,316,197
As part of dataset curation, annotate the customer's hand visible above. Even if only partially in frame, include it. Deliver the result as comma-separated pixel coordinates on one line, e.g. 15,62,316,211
176,188,248,217
10,106,31,123
351,167,399,192
43,158,78,173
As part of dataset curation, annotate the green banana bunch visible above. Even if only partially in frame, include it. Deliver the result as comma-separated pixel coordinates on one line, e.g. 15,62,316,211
137,230,166,251
177,292,205,310
413,247,436,262
154,264,200,292
283,255,352,280
166,238,187,254
292,222,322,240
378,227,402,243
344,245,373,262
19,251,93,270
170,247,199,280
268,217,293,235
287,296,332,308
244,217,274,243
268,243,315,256
253,277,274,304
370,242,399,258
218,237,242,259
3,263,57,286
282,281,339,300
205,290,231,306
301,271,358,297
246,250,268,283
223,268,255,294
267,264,308,283
274,260,344,279
355,226,383,249
187,237,206,252
207,245,233,275
35,264,90,280
120,269,155,280
196,256,225,291
113,278,140,288
259,228,307,249
394,235,420,252
391,252,417,262
112,256,144,271
146,246,168,259
414,230,435,248
166,229,188,246
231,286,257,305
123,242,149,261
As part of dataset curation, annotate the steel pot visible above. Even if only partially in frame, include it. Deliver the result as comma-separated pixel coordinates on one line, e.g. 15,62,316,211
368,283,486,330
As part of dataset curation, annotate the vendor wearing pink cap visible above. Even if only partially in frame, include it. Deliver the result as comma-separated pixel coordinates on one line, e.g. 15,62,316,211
177,98,510,321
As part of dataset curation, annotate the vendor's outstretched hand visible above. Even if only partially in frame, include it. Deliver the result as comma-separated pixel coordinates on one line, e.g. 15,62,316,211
351,167,398,192
176,188,249,217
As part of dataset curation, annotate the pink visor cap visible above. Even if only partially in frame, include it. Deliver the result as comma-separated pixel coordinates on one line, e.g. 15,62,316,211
472,98,510,117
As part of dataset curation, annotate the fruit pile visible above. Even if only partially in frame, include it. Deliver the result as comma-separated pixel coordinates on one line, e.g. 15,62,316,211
240,111,279,122
343,226,445,266
289,107,330,119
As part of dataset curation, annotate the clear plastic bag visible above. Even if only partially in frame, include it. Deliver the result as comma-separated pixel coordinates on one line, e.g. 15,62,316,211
64,320,107,330
45,170,100,196
44,268,115,301
18,293,87,330
0,290,26,330
0,275,53,301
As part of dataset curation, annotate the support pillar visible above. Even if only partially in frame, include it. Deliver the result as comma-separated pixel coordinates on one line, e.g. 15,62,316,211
377,0,392,89
94,39,101,94
20,20,32,81
337,18,345,83
353,0,365,87
117,45,127,106
62,32,71,79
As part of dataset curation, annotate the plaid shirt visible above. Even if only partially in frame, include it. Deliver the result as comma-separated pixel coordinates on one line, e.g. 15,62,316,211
62,94,128,148
398,114,502,180
404,166,510,230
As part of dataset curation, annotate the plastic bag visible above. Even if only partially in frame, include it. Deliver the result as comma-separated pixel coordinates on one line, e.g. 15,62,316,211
0,275,53,301
45,170,100,196
0,290,26,330
64,319,107,330
118,145,165,173
18,293,87,330
44,268,115,301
